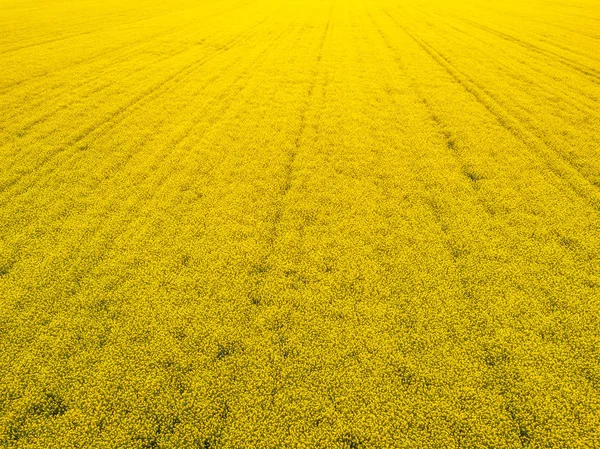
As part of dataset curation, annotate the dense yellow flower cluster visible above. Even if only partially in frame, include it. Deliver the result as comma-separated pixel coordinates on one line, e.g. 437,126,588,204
1,0,599,447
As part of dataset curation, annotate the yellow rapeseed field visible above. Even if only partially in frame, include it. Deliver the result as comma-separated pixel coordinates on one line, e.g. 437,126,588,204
1,0,599,447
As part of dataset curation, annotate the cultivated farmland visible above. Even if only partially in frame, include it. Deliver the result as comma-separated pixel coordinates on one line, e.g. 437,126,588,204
1,0,599,447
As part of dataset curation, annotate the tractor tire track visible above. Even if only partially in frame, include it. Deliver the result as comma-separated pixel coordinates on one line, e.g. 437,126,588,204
0,16,275,200
0,0,255,95
456,16,600,83
407,5,600,113
0,23,240,158
8,19,300,215
0,2,218,56
0,1,273,143
367,11,493,263
1,17,299,330
382,9,600,212
270,5,333,243
248,3,334,310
